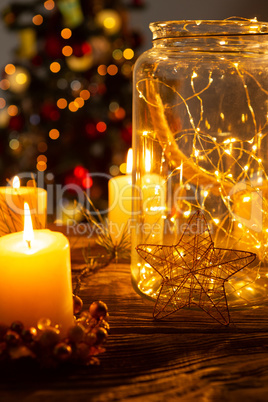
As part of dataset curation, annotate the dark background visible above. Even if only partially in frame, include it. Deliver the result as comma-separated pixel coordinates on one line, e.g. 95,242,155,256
1,0,268,67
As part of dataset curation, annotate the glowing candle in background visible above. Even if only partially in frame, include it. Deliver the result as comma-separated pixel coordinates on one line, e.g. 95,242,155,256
0,203,74,333
23,202,34,247
141,149,166,244
12,176,20,189
0,176,47,232
108,148,133,243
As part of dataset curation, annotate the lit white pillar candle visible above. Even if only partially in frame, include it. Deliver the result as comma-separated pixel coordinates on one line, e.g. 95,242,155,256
141,150,166,243
108,149,132,243
0,203,74,333
0,176,47,231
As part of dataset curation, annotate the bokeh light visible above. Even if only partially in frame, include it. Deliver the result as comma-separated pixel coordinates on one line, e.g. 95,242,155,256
0,79,10,90
96,121,107,133
57,98,68,109
32,14,43,25
97,65,107,76
50,62,61,73
80,89,90,100
120,162,127,174
62,46,73,57
74,97,84,108
71,80,82,91
7,105,18,116
82,176,93,189
109,101,119,112
49,128,60,140
68,102,78,112
37,154,47,163
44,0,55,11
107,64,118,76
123,48,134,60
36,160,47,171
5,64,16,75
61,28,72,39
0,98,6,109
112,49,123,60
109,165,120,176
9,138,20,150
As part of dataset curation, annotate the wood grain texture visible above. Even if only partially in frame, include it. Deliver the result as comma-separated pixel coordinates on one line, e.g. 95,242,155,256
1,245,268,402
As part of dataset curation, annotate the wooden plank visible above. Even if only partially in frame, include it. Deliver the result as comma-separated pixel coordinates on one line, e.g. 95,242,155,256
1,257,268,401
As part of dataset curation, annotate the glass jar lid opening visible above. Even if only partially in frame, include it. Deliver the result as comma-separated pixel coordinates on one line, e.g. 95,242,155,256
150,19,268,40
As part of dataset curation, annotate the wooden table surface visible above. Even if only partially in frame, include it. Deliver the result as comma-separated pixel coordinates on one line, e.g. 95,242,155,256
1,240,268,402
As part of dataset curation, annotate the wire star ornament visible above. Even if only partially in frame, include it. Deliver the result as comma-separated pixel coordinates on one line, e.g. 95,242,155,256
136,210,256,325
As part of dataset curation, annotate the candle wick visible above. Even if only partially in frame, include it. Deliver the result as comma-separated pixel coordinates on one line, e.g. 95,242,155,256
26,240,31,249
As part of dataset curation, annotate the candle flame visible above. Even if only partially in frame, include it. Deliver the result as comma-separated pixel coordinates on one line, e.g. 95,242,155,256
145,149,151,173
23,202,34,247
12,176,20,189
126,148,133,174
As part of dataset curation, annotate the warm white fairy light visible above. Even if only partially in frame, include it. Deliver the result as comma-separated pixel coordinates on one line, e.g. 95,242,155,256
183,210,191,218
135,35,268,310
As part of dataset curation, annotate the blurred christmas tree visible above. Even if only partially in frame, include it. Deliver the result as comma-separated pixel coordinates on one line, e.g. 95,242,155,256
0,0,144,213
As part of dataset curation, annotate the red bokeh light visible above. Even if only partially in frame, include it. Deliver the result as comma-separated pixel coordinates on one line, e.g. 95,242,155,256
74,165,87,178
82,175,93,189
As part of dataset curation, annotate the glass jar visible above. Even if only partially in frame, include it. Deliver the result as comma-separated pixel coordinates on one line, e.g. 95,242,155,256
131,19,268,309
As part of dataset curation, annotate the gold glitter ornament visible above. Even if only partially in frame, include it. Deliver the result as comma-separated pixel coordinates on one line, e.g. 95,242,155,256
136,210,256,325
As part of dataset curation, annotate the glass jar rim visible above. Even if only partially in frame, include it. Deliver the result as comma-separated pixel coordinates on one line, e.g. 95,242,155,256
150,19,268,39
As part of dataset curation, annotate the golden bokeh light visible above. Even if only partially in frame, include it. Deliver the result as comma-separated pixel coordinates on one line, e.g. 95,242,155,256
112,49,123,60
115,107,126,120
68,102,78,112
95,9,121,35
50,62,61,73
0,98,6,109
44,0,55,11
32,14,43,25
7,105,18,116
37,154,47,163
109,165,120,176
49,128,60,140
57,98,68,109
5,64,16,75
36,161,47,171
9,139,20,150
61,28,72,39
107,64,118,76
123,48,134,60
0,79,10,90
119,162,127,174
97,65,107,76
62,46,73,57
74,97,84,108
80,89,90,100
16,73,28,85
